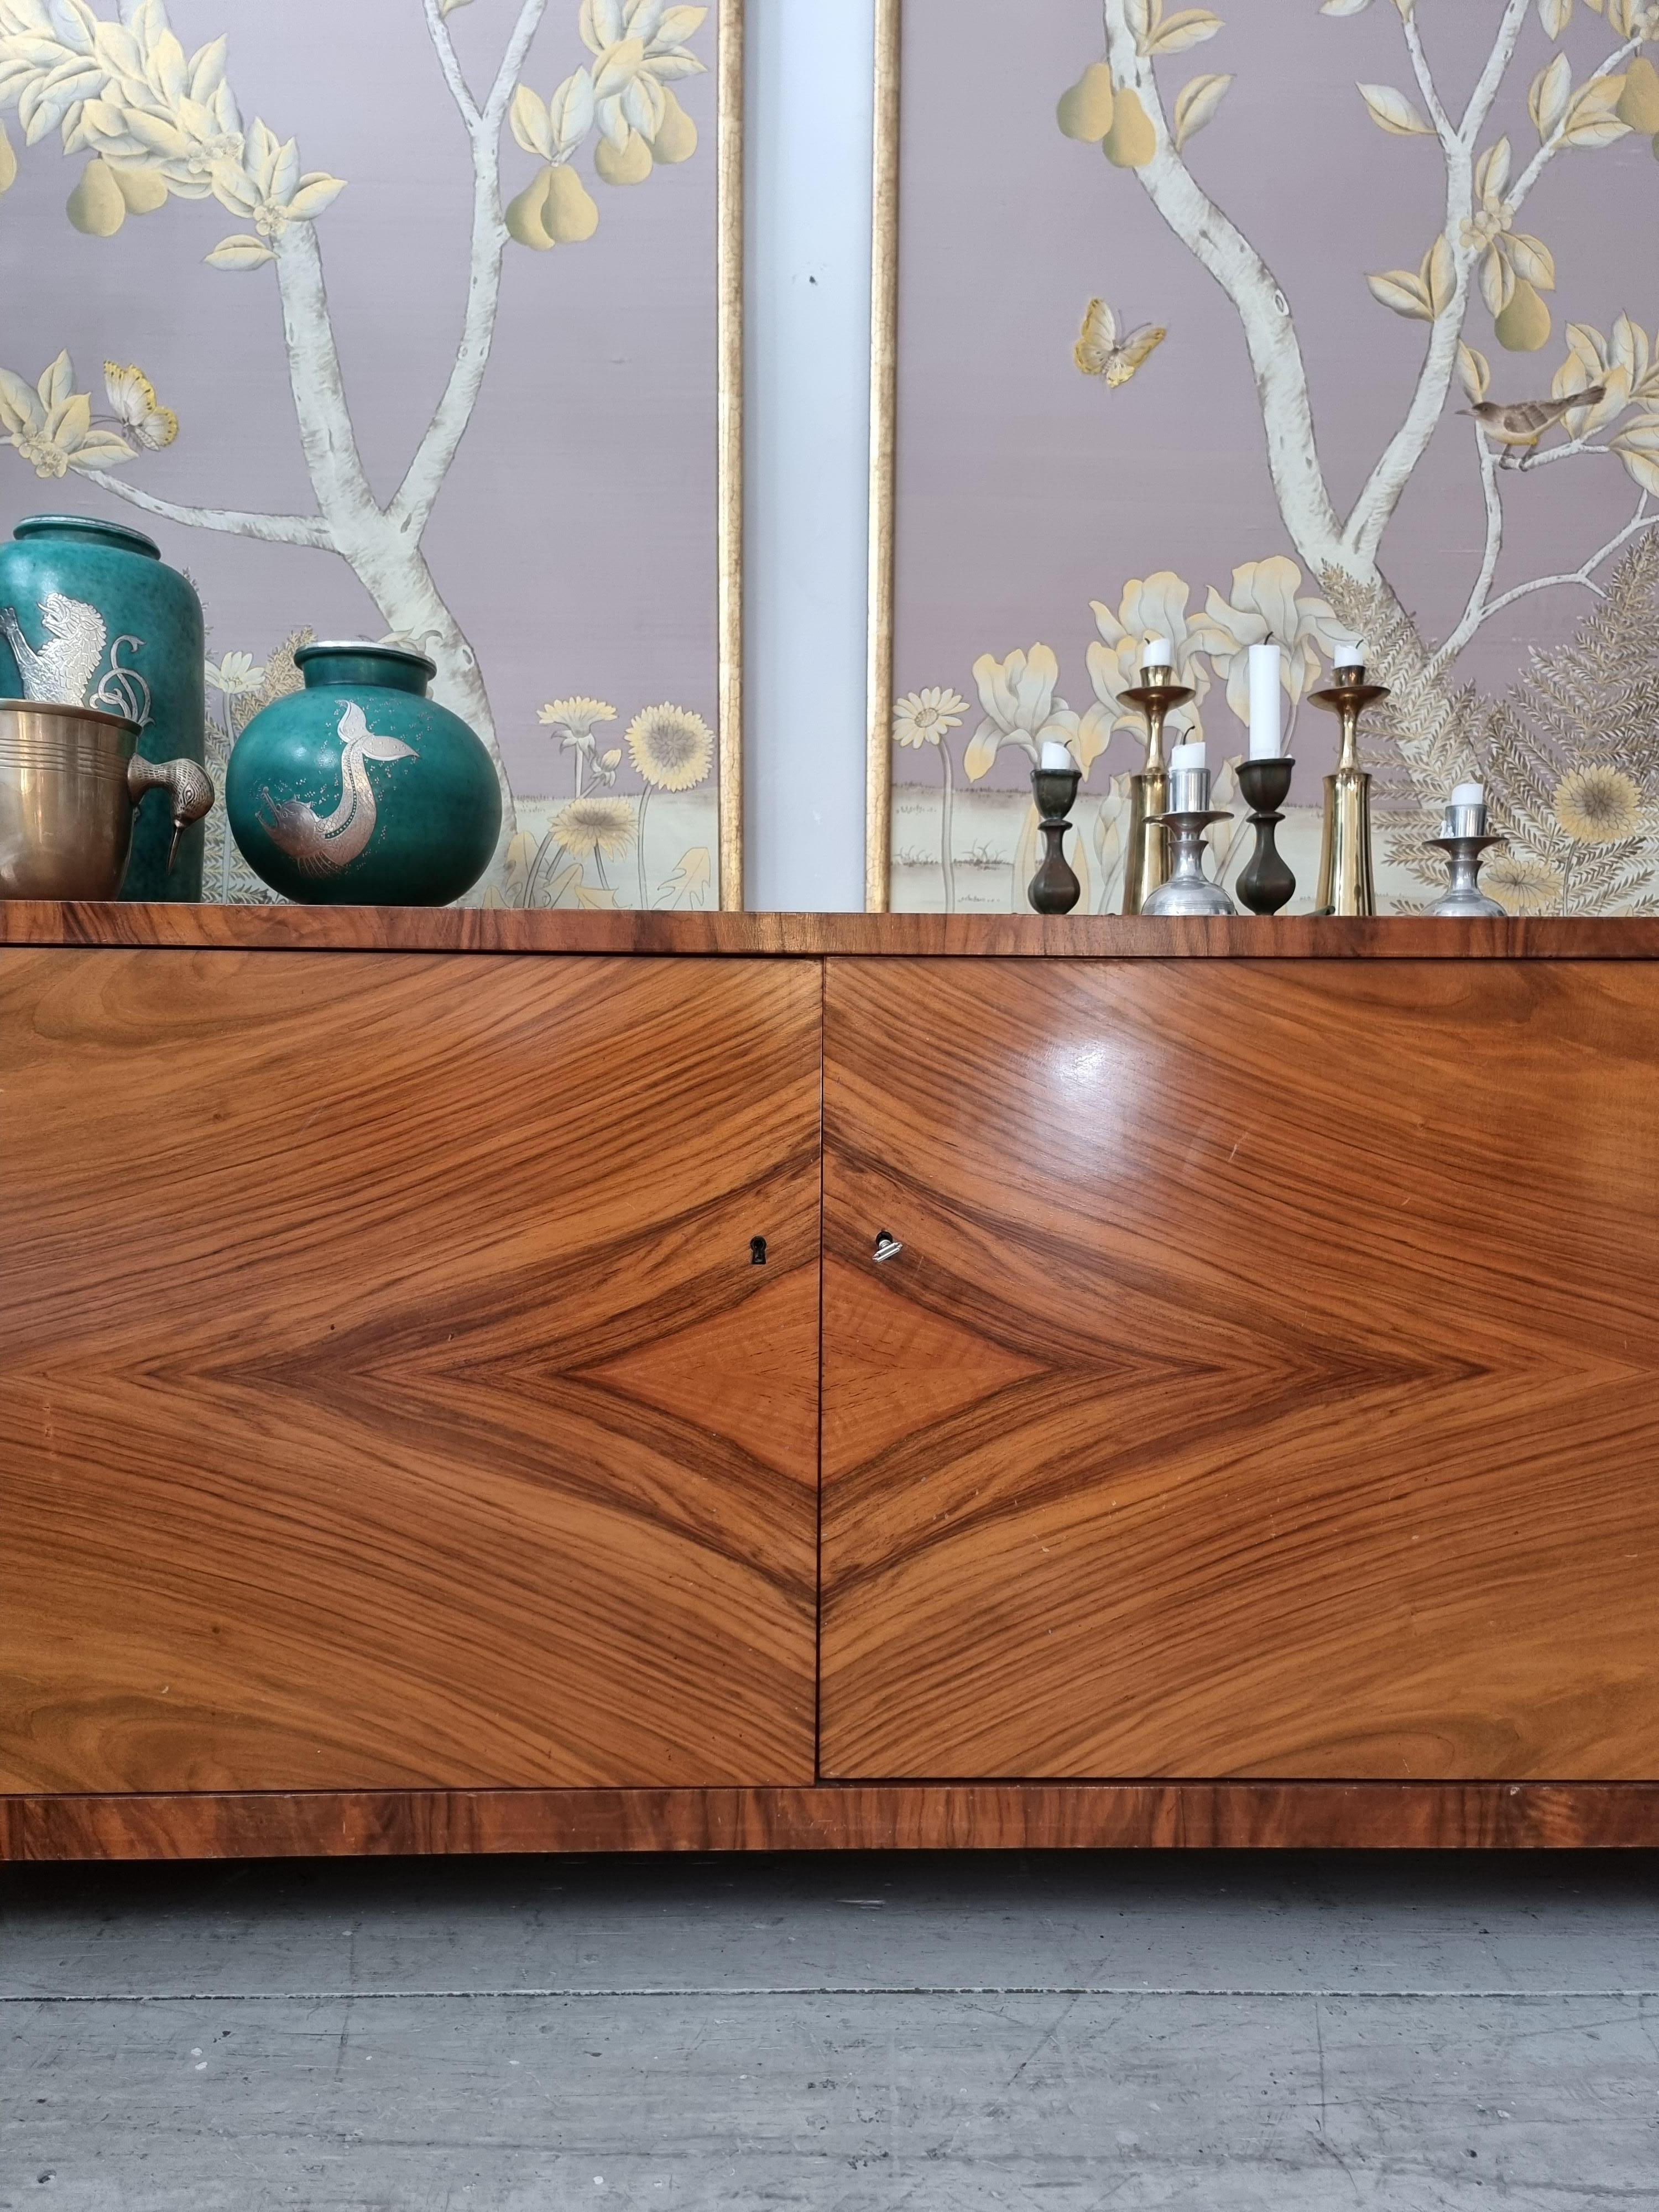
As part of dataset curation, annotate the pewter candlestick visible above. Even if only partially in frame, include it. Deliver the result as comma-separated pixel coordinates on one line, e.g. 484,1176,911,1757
1027,764,1083,915
1143,757,1237,917
1427,790,1505,917
1119,663,1195,914
1235,757,1296,916
1310,662,1388,916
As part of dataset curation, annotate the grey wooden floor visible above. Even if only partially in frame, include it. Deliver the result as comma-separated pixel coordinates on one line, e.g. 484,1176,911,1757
4,1851,1658,2210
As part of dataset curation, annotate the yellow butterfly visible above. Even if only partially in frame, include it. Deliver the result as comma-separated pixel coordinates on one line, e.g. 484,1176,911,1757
103,362,178,451
1073,300,1166,388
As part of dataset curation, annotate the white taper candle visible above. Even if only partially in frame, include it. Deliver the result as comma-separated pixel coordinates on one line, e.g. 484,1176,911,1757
1247,642,1283,759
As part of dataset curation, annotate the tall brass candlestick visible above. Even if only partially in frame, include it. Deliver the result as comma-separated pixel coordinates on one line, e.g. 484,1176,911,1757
1120,664,1196,915
1310,662,1389,916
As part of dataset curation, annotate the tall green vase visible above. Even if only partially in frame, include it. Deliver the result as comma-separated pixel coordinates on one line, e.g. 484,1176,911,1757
0,513,207,900
225,642,501,906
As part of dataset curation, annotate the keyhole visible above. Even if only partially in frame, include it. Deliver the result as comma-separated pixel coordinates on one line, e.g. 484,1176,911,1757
750,1235,768,1266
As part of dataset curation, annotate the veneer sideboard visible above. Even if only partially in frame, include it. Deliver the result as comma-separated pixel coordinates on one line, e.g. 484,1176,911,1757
4,906,1659,1856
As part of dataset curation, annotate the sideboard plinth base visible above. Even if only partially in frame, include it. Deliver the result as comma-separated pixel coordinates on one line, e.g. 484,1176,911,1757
7,1783,1659,1860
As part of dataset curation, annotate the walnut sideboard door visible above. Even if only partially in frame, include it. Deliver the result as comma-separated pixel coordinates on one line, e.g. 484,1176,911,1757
0,950,821,1794
820,956,1659,1783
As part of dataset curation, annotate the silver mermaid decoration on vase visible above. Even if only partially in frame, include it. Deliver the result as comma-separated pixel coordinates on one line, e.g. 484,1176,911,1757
258,698,417,878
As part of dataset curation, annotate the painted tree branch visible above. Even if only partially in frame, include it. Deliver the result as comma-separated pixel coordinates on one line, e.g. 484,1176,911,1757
273,221,381,543
1516,436,1615,468
1458,0,1533,146
390,0,551,535
1400,6,1457,149
272,212,508,816
1479,497,1657,624
1338,0,1554,560
1432,425,1505,674
1099,2,1347,575
1510,35,1642,213
72,469,333,549
1336,0,1528,565
422,0,483,129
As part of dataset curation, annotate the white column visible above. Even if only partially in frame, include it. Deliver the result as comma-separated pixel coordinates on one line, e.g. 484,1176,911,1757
744,0,877,911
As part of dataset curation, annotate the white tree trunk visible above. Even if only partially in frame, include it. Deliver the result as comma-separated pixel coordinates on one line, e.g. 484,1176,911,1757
1102,4,1352,583
275,220,516,846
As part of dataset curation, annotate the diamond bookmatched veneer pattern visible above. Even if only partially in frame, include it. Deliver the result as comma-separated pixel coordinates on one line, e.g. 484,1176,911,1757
0,949,822,1797
820,957,1659,1785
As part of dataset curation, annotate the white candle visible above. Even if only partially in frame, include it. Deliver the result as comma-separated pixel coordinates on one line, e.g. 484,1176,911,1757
1247,642,1283,758
1451,781,1484,806
1142,637,1173,668
1333,634,1368,668
1040,740,1073,771
1169,741,1205,775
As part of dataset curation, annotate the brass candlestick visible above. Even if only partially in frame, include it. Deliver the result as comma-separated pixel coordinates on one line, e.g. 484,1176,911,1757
1120,664,1196,915
1310,663,1388,916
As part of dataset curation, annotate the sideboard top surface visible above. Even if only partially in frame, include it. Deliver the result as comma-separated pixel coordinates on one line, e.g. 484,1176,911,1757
1,901,1656,960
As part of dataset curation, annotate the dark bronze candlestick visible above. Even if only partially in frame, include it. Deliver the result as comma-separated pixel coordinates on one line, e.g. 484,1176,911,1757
1310,662,1387,916
1027,764,1082,915
1120,664,1196,915
1235,757,1296,916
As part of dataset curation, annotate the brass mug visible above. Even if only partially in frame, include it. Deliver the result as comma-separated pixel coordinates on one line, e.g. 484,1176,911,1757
0,700,214,900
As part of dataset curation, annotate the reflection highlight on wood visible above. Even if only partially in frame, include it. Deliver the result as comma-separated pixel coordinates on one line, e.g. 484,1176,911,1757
0,950,821,1794
821,957,1659,1783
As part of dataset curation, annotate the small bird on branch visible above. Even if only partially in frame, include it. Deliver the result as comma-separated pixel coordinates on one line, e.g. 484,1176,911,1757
1463,385,1606,469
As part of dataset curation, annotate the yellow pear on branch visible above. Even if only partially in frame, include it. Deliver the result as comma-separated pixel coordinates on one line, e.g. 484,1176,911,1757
651,90,698,165
111,163,168,215
1103,86,1156,169
1058,63,1115,143
596,131,654,186
1494,280,1552,353
544,164,599,242
505,168,559,247
505,164,600,247
1617,56,1659,132
67,157,126,237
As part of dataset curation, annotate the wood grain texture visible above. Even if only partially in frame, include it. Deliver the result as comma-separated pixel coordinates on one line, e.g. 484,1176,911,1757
4,902,1659,961
0,950,821,1794
7,1782,1659,1858
821,958,1659,1784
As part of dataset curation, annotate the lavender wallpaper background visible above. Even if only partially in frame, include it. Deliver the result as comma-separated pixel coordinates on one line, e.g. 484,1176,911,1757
0,0,724,909
889,0,1659,915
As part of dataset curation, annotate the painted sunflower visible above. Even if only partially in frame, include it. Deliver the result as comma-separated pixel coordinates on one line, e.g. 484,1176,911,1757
1483,852,1562,915
627,703,714,792
552,795,635,859
538,696,617,739
1553,766,1643,844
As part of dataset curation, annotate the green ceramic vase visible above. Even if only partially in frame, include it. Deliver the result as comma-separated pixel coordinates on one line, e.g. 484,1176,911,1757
225,641,500,906
0,513,207,900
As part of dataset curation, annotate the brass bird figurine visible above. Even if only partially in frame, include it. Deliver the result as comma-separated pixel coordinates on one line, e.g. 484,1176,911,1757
1465,384,1605,468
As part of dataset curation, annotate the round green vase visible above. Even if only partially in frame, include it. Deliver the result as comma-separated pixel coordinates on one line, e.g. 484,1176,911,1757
226,642,501,906
0,513,207,901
